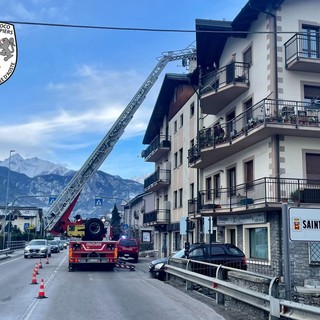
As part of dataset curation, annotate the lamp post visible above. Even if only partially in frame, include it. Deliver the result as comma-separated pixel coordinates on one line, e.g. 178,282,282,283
3,149,15,249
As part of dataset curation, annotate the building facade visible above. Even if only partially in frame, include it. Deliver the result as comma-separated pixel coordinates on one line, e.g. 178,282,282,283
141,0,320,286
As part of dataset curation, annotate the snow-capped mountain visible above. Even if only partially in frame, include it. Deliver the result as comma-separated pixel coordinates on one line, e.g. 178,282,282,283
0,154,144,218
0,153,72,178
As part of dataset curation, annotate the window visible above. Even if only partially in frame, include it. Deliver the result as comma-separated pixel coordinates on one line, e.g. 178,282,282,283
179,148,183,166
309,242,320,264
226,110,236,138
206,176,212,201
244,159,254,190
179,188,183,207
227,167,236,196
244,224,269,260
214,173,221,198
190,139,194,148
174,232,180,251
304,85,320,104
306,153,320,180
190,102,195,117
244,98,253,124
180,114,183,127
243,46,252,65
174,152,178,168
174,120,177,133
190,183,194,199
174,191,178,209
225,227,236,245
301,25,320,59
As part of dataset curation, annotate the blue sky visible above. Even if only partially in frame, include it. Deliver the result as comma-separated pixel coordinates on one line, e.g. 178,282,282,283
0,0,247,181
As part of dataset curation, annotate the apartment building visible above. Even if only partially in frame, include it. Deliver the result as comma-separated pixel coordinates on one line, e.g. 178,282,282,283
142,0,320,285
142,74,198,257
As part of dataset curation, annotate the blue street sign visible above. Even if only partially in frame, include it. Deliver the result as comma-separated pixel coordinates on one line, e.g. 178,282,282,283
48,196,57,205
122,224,129,230
95,198,103,206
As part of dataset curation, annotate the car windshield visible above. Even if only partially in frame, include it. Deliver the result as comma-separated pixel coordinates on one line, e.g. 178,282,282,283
171,248,185,258
119,239,137,247
29,240,46,246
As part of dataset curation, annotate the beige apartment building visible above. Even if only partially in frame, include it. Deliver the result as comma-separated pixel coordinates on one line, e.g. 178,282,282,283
140,0,320,285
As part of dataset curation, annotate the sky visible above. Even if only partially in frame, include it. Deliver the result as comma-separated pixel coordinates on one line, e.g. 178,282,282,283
0,0,248,182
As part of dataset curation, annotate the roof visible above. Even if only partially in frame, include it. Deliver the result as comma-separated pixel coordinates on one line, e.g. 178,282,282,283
196,0,284,68
142,73,192,144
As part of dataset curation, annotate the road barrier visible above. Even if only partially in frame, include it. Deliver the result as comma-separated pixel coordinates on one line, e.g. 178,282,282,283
165,258,320,319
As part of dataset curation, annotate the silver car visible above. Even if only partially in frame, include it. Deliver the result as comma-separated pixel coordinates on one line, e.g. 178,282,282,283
24,239,52,259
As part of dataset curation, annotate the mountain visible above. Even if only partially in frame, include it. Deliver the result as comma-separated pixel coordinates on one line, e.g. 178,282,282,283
0,155,144,218
0,153,72,178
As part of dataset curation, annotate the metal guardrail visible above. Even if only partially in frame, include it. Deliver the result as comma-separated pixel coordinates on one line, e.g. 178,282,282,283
165,259,320,319
0,248,13,256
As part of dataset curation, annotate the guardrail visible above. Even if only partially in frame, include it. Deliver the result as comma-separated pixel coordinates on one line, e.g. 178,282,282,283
165,258,320,319
0,248,14,256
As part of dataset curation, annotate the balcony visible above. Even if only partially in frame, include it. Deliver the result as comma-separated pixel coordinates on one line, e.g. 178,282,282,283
188,177,320,217
200,61,250,114
144,169,171,192
285,33,320,72
188,98,320,168
141,134,171,162
143,209,170,225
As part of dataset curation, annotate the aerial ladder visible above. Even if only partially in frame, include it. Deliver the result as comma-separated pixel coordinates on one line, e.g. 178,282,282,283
44,48,197,240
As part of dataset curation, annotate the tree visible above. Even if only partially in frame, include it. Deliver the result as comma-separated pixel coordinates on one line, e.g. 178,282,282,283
110,204,121,240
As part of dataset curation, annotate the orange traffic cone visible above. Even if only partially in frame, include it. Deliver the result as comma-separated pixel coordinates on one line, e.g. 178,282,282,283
39,259,43,269
36,279,47,299
46,256,49,264
30,271,38,285
34,263,39,274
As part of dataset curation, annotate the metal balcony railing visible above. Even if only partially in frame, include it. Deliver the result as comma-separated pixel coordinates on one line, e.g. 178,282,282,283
188,98,320,166
143,209,170,224
200,61,250,95
141,134,171,160
188,177,320,215
144,169,171,190
285,33,320,67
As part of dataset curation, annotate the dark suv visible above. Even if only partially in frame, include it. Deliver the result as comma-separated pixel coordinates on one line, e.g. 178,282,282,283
117,238,139,263
149,242,247,280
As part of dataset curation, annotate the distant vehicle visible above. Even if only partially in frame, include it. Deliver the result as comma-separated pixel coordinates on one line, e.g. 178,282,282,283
24,239,51,259
60,239,69,249
117,237,139,263
49,240,60,253
57,240,64,251
149,243,247,281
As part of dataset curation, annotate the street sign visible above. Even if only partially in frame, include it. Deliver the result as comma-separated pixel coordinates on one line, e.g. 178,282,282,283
95,198,103,206
48,196,57,205
289,207,320,241
122,224,128,230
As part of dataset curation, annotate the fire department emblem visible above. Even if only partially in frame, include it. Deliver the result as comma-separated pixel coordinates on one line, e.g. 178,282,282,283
0,22,17,85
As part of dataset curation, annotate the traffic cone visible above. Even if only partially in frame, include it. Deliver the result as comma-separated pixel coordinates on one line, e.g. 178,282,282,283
34,263,39,274
36,279,47,299
46,256,49,264
39,259,43,269
30,271,38,285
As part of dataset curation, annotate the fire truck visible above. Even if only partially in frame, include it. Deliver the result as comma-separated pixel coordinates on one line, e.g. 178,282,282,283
44,48,196,271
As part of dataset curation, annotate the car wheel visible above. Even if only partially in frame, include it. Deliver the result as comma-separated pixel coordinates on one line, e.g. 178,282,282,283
24,255,28,259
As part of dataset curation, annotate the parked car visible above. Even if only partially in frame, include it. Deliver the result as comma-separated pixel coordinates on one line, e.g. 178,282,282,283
117,237,139,263
49,240,60,253
24,239,52,259
149,242,247,281
56,240,64,251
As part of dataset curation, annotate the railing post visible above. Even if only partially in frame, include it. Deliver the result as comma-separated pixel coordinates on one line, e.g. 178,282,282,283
215,265,224,305
186,260,193,290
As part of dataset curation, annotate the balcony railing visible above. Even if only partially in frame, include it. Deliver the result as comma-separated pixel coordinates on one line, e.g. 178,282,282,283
143,209,170,225
144,169,171,191
141,134,171,162
188,177,320,215
200,61,250,114
188,98,320,166
285,33,320,72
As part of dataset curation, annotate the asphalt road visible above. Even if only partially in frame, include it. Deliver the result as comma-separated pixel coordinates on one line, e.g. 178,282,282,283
0,250,228,320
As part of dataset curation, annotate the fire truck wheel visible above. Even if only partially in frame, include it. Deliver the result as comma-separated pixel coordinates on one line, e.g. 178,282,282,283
85,218,105,240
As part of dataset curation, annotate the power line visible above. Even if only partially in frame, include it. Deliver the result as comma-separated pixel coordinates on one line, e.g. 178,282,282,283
4,20,298,35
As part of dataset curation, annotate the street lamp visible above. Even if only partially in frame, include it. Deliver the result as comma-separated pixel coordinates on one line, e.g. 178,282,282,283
3,149,15,249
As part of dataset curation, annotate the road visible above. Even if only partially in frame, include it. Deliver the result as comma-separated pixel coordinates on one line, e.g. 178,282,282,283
0,250,226,320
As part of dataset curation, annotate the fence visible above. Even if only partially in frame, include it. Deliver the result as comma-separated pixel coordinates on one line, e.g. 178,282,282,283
166,257,320,319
